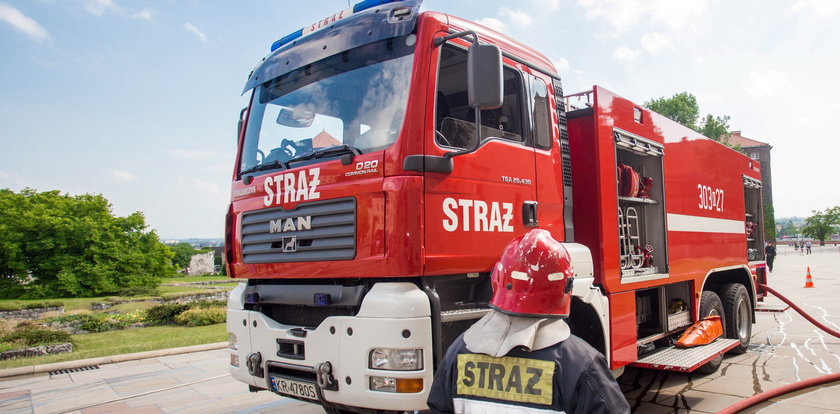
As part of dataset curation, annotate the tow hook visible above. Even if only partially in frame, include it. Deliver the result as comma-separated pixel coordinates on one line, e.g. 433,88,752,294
246,352,264,378
314,361,339,391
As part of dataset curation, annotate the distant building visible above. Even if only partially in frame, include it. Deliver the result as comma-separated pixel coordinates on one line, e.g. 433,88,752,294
728,131,774,206
187,252,215,276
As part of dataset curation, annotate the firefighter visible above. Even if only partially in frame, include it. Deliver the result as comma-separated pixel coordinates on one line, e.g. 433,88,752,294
427,229,629,413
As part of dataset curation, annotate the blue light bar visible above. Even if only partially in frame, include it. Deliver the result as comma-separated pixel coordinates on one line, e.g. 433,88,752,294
353,0,401,13
270,28,304,52
268,0,415,52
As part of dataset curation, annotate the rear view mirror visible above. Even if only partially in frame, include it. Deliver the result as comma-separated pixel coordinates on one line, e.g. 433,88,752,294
277,107,315,128
467,43,503,110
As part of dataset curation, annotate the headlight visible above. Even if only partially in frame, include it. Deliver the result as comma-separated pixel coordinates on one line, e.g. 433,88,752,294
228,333,237,350
369,348,423,371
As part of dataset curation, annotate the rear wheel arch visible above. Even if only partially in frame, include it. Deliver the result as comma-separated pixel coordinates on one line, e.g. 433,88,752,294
701,266,756,315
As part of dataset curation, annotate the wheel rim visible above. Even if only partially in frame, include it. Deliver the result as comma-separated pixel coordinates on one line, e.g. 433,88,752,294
737,297,749,340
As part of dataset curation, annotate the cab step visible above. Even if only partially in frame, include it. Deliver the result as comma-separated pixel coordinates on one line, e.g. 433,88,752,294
755,302,790,312
631,339,740,372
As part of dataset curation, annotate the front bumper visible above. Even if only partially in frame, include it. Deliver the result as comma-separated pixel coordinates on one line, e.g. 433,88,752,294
227,282,433,411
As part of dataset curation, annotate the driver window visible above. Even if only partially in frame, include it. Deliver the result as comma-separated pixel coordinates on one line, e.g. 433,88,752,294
435,45,524,149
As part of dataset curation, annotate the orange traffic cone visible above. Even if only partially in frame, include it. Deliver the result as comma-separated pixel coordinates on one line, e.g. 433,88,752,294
804,267,814,288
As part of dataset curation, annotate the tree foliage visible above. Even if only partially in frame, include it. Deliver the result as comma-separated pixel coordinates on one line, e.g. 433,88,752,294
0,188,174,298
644,92,739,150
777,220,798,237
644,92,700,129
169,242,197,270
763,204,776,241
801,206,840,246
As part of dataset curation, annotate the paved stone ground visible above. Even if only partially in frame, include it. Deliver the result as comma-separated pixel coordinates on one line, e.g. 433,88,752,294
1,244,839,413
0,349,320,414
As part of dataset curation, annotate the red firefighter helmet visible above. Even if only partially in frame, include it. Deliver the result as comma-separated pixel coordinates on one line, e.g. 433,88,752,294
490,229,575,318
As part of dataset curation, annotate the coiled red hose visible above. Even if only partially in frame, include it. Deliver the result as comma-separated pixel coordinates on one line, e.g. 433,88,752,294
718,284,840,414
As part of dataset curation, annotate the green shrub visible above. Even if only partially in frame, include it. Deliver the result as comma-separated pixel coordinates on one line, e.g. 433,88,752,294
46,312,144,333
1,325,72,347
145,303,191,325
118,285,160,297
174,307,226,327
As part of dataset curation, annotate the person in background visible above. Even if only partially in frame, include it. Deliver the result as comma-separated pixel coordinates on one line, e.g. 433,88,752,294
806,240,812,254
427,229,629,414
764,241,777,272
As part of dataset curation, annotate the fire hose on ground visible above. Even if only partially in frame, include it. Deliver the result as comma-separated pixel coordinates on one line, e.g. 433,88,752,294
718,284,840,414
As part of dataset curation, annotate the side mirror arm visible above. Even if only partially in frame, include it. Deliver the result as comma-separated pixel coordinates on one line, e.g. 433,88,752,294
237,107,248,142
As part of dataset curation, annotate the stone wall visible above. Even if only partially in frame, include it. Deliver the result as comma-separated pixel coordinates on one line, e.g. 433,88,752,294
0,343,73,360
187,252,215,276
163,291,229,304
0,306,64,321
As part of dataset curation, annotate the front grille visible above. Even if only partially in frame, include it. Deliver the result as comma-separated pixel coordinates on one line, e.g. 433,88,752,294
241,198,356,264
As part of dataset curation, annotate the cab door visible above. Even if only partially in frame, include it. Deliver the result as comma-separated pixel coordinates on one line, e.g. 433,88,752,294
423,43,537,274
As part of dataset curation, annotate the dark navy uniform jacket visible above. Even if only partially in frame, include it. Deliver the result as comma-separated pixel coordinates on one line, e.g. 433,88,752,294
427,333,629,414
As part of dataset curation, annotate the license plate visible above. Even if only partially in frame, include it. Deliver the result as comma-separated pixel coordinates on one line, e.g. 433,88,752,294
270,376,318,401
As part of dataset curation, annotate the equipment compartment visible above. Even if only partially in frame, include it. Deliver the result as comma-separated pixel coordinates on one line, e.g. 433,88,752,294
615,129,668,280
744,176,764,261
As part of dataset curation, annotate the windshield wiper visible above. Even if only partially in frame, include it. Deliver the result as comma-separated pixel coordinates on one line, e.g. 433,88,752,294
240,159,290,177
286,144,363,165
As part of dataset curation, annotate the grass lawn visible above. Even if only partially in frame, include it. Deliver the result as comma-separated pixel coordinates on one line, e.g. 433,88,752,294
0,297,122,312
0,323,227,370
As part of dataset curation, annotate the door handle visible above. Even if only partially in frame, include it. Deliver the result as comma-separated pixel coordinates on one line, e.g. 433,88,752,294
522,201,538,226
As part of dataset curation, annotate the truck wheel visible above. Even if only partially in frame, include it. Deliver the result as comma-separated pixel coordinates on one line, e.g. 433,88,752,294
722,283,752,354
695,290,725,375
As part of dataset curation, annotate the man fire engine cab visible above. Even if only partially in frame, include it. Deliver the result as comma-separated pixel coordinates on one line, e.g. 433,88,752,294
427,230,629,413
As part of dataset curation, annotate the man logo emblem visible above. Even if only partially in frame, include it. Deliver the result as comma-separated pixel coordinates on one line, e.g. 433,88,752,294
282,236,297,252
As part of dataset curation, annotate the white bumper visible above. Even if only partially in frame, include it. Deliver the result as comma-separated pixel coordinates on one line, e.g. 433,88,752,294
227,282,433,411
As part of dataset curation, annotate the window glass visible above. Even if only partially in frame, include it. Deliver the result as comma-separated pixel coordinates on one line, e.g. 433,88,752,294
239,36,414,175
531,76,551,149
435,45,524,149
750,153,759,160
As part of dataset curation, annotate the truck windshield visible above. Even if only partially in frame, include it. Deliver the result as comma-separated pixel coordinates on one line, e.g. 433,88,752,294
240,35,416,174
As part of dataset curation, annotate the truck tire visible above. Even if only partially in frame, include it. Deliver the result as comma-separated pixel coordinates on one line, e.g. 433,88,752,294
695,290,725,375
722,283,752,354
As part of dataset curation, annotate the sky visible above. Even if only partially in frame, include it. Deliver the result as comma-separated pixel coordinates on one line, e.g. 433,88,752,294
1,0,838,238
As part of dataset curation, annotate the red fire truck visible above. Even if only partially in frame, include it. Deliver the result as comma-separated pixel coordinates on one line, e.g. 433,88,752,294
225,0,768,412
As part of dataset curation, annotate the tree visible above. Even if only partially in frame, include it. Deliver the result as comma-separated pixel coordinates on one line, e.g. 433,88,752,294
777,220,798,237
801,206,840,246
763,204,776,241
0,188,174,298
644,92,699,129
169,242,198,270
644,92,739,150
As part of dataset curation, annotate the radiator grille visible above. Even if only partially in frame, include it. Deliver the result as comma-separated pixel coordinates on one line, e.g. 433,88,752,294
240,198,356,264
